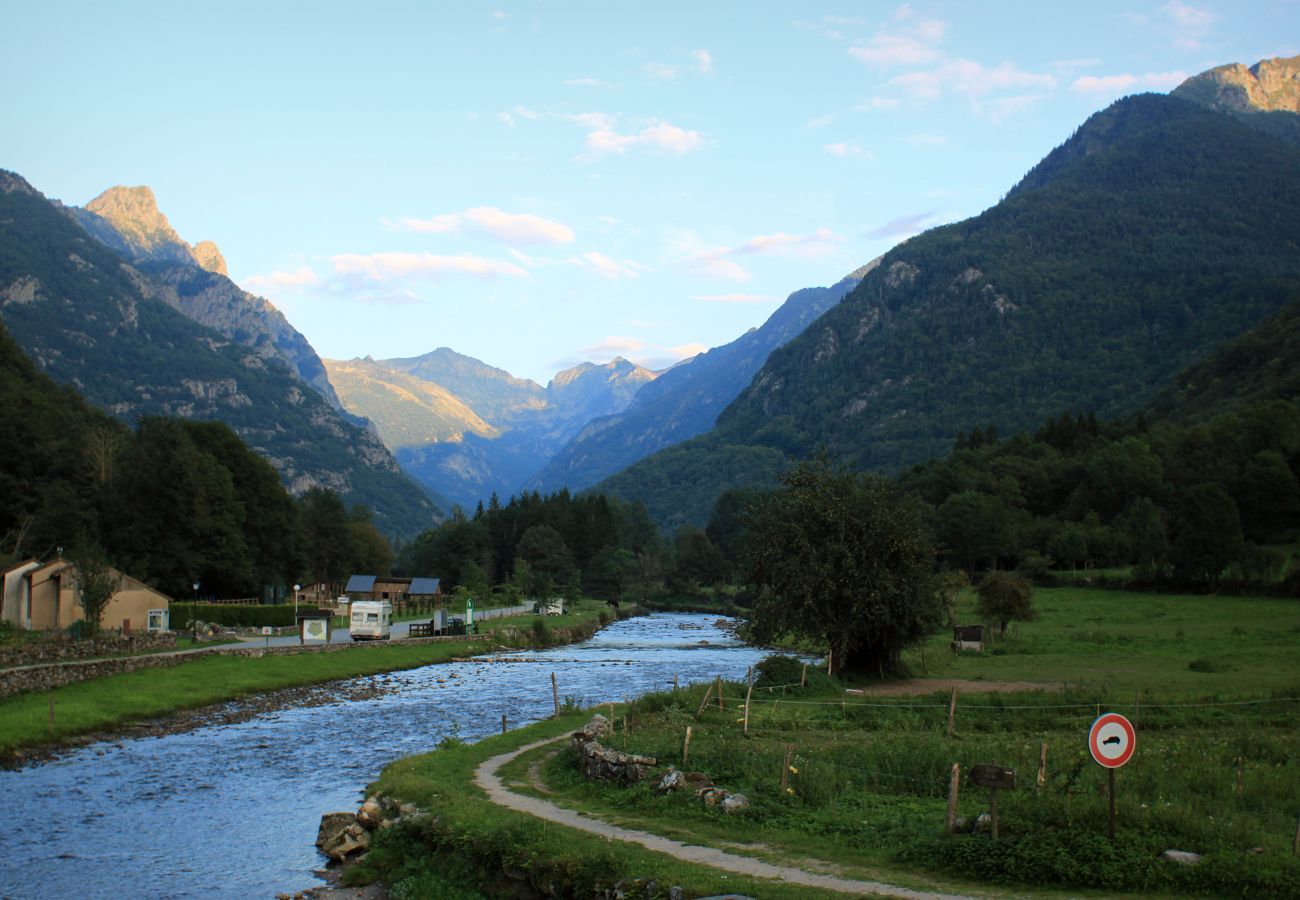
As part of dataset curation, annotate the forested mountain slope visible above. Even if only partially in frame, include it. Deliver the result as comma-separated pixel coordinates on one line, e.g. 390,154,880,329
526,264,874,495
598,93,1300,527
0,171,440,537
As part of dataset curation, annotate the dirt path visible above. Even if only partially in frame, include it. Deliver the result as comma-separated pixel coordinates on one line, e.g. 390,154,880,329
475,736,972,899
846,678,1062,697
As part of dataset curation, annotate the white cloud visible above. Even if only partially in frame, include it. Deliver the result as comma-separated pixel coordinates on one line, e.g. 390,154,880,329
669,341,708,358
908,133,948,146
1070,70,1187,94
889,59,1056,102
806,113,835,128
574,252,643,279
855,97,901,111
645,62,679,80
693,293,776,304
565,336,705,370
242,266,320,294
513,105,542,121
868,212,934,239
580,118,705,157
392,207,576,245
581,335,646,357
738,226,841,259
331,252,528,281
496,111,515,127
687,251,753,282
849,34,942,68
693,49,713,74
824,141,872,159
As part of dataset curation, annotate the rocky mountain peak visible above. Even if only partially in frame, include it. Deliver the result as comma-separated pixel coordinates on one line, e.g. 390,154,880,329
191,240,228,276
0,170,39,196
1173,55,1300,115
84,185,190,259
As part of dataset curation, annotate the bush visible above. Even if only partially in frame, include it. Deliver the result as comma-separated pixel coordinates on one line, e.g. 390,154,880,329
753,654,835,691
172,603,296,628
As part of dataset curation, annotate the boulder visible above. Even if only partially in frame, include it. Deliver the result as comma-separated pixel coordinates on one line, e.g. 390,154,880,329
321,822,371,861
580,713,611,739
700,787,729,808
1160,849,1203,866
316,812,355,850
356,796,384,828
720,793,750,814
573,736,657,785
973,813,992,833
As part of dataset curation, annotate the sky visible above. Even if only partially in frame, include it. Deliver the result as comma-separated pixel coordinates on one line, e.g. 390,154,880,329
4,1,1297,385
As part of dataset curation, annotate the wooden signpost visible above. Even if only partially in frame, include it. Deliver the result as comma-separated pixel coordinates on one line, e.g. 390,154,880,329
969,764,1016,840
1088,712,1137,839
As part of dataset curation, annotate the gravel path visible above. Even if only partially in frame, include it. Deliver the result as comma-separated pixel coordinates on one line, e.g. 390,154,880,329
475,736,972,899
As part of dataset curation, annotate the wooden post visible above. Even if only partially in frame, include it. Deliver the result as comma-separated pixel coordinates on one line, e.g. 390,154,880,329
841,698,846,720
991,788,1000,840
947,687,958,738
946,762,960,831
801,663,808,687
1037,742,1048,791
1293,813,1300,856
682,726,692,766
695,683,714,717
827,647,833,677
780,744,793,790
551,672,560,717
1108,768,1117,839
501,714,507,735
47,696,54,736
673,674,679,692
1236,757,1244,796
743,667,754,735
630,700,637,732
715,675,724,709
607,702,616,726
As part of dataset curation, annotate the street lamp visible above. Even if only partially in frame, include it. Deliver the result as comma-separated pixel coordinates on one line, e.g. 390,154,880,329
191,580,199,642
293,583,301,620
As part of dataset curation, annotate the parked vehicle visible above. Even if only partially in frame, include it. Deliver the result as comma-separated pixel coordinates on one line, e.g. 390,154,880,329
349,600,392,640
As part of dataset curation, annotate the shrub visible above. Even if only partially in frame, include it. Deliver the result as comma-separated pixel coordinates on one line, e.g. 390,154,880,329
753,654,835,691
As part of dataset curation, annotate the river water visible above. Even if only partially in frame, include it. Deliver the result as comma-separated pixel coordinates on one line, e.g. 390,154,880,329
1,613,768,899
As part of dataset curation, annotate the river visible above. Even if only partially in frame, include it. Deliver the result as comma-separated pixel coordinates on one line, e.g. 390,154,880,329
1,613,769,899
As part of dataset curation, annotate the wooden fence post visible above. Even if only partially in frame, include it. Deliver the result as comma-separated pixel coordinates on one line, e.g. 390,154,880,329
607,702,616,726
780,745,793,790
1037,742,1048,791
48,696,55,736
947,687,958,737
673,674,679,692
715,675,724,710
1236,757,1244,796
695,683,714,718
743,667,754,735
1293,813,1300,856
551,672,560,717
801,663,808,687
501,714,507,735
682,726,692,766
946,762,960,831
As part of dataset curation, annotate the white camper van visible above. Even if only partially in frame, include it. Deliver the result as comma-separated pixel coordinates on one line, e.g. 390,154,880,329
349,600,392,640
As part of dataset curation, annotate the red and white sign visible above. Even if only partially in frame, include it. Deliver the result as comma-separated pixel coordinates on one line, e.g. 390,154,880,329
1088,712,1136,768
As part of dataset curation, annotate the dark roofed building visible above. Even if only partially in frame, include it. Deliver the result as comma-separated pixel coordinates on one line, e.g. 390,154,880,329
343,574,442,611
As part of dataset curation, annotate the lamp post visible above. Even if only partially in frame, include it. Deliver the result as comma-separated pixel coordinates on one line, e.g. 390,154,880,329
191,580,199,642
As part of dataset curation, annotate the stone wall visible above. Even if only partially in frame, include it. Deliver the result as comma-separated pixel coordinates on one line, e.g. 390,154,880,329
0,632,177,669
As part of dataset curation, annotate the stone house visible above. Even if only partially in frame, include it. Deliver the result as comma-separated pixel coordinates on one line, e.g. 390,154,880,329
1,559,173,633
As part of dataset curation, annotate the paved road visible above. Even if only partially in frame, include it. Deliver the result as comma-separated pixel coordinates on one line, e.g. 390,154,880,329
475,735,971,899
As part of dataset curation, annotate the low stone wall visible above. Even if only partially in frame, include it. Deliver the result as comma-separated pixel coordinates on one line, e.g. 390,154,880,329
0,632,178,669
0,632,491,700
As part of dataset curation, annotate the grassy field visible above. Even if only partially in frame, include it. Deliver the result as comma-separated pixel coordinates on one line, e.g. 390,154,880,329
900,586,1300,695
362,586,1300,897
0,600,625,757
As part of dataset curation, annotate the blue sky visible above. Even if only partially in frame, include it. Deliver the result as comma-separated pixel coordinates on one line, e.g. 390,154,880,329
5,1,1296,384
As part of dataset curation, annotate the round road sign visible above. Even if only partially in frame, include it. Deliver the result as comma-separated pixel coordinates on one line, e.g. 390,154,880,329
1088,712,1136,768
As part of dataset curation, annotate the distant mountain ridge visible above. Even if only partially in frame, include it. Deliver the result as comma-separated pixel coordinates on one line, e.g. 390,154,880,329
597,83,1300,527
526,263,875,494
326,349,658,510
1173,54,1300,115
0,169,441,536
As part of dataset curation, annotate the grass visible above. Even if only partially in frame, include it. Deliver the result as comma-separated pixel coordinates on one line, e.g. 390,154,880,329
363,586,1300,897
0,599,632,756
901,586,1300,694
351,711,889,899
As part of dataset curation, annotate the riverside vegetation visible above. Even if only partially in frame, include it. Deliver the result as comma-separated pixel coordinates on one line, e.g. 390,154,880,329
351,587,1300,898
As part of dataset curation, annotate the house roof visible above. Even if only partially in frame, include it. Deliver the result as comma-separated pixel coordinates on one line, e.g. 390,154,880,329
408,577,441,595
344,574,377,593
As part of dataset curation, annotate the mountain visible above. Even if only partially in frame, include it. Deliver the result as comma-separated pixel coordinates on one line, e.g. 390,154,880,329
526,264,874,494
0,170,441,536
327,350,657,510
67,185,345,412
1172,55,1300,115
597,88,1300,528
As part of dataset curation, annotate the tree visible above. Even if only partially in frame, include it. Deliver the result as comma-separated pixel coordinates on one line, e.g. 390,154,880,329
975,570,1036,636
745,457,940,677
72,550,120,637
935,490,1018,573
1172,483,1244,585
938,570,969,627
517,524,574,597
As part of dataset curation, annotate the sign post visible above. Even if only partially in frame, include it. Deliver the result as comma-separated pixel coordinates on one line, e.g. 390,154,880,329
1088,712,1136,839
969,764,1016,839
